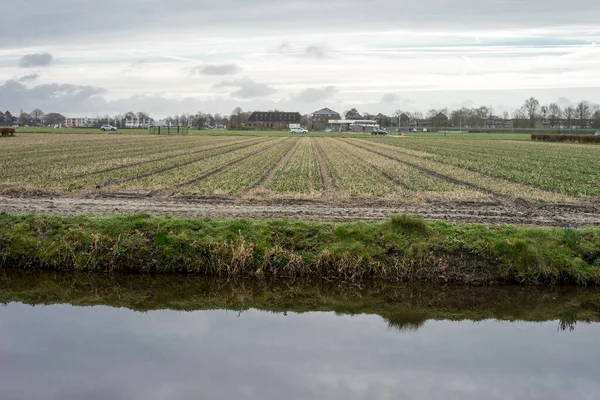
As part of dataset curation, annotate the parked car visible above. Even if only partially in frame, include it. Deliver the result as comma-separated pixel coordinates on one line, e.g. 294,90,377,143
101,124,118,131
595,131,600,136
11,125,19,129
291,127,308,134
324,128,333,133
371,128,387,136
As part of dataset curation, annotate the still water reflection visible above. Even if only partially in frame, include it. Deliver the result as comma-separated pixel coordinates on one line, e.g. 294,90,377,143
1,272,600,400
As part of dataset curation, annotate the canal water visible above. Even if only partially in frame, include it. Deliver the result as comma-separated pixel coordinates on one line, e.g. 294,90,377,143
1,271,599,399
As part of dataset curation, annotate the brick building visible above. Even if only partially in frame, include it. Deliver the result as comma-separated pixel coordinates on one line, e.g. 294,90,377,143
310,108,341,131
247,111,301,129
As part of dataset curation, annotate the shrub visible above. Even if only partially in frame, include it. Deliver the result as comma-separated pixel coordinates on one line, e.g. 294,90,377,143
563,225,581,247
531,133,600,143
390,214,430,236
0,127,16,137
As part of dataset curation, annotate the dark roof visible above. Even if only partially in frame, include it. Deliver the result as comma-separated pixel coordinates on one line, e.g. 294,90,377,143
248,111,301,123
345,111,363,119
312,108,340,116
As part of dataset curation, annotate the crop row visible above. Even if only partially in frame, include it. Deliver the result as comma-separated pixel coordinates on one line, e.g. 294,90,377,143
371,137,600,196
41,137,270,192
1,134,165,162
1,136,231,178
183,138,298,195
114,138,282,192
318,138,410,198
351,139,577,202
267,138,322,194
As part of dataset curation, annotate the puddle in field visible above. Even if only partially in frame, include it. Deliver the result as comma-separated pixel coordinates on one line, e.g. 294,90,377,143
1,271,600,400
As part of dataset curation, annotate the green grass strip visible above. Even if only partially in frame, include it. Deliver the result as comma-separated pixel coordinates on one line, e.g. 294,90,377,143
1,213,599,285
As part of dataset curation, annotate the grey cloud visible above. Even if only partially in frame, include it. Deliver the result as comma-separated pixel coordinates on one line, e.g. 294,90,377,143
192,64,242,76
292,86,338,103
19,52,54,68
0,79,105,113
216,78,276,99
305,44,331,60
381,93,400,103
3,1,600,49
18,74,40,82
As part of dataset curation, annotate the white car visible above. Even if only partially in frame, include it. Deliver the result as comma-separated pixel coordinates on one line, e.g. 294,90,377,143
11,125,19,129
595,131,600,136
291,128,308,134
324,128,333,133
101,124,118,131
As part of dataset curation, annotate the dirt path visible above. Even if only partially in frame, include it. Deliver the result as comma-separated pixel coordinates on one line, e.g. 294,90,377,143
1,194,599,226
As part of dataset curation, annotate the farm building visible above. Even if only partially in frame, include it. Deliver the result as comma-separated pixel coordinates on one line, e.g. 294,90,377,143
247,111,301,129
310,108,341,131
328,118,378,132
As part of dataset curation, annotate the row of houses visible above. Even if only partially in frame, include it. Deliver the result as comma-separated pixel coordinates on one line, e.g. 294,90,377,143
63,110,600,131
63,117,155,128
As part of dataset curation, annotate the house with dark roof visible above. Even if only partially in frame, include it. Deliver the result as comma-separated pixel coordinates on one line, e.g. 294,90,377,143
420,112,449,129
345,110,363,120
310,108,341,131
399,113,412,127
247,111,301,129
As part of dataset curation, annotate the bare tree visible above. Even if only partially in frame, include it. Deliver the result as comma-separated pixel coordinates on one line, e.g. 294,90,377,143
576,101,591,128
522,97,540,128
593,104,600,129
539,105,549,121
426,109,439,119
30,108,45,125
18,111,33,126
563,106,575,132
213,113,222,127
230,107,244,130
547,103,562,128
43,113,66,126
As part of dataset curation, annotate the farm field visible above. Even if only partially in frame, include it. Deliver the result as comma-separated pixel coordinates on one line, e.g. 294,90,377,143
1,133,599,225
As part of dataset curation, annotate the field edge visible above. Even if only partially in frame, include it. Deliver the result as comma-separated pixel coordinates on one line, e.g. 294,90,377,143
1,213,599,285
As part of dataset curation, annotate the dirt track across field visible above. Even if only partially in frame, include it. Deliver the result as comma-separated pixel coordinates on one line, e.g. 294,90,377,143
1,194,599,226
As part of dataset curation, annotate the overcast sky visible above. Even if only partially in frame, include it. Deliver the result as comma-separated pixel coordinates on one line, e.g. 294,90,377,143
1,0,599,117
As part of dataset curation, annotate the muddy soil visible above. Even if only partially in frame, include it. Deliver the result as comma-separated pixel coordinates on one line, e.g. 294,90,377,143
1,193,599,226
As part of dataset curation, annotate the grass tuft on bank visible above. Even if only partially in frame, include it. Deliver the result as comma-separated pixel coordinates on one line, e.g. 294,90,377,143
1,213,599,285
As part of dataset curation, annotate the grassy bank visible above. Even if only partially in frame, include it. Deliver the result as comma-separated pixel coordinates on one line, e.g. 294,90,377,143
0,213,599,285
2,271,599,331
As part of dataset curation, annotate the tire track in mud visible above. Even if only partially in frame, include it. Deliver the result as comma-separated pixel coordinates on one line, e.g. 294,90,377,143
241,138,301,194
52,137,259,182
101,138,274,190
312,139,341,198
167,139,284,191
2,194,599,226
332,139,413,192
343,139,504,199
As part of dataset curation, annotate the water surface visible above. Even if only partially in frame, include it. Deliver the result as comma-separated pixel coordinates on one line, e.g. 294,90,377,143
1,271,599,400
